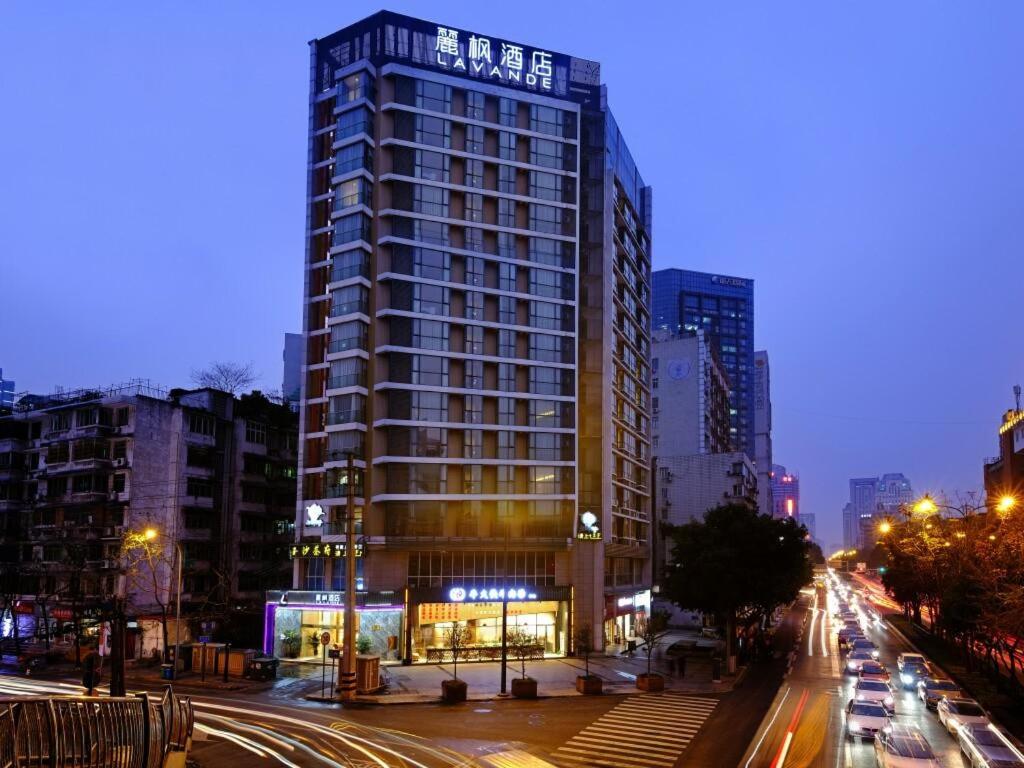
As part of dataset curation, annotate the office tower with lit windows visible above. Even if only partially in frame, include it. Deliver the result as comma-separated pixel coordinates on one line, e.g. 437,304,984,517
282,12,653,660
652,269,755,456
771,463,799,520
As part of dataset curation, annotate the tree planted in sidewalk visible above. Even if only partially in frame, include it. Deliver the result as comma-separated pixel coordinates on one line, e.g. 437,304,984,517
661,504,812,666
444,622,472,681
637,609,671,677
574,624,595,678
506,628,537,680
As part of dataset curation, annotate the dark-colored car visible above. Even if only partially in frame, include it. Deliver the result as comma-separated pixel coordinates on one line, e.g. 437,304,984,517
917,677,961,709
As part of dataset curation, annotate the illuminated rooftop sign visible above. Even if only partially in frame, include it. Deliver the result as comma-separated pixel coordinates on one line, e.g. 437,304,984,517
434,26,554,91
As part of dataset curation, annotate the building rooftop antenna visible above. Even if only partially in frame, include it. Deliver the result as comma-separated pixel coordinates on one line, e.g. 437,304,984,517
1014,384,1021,412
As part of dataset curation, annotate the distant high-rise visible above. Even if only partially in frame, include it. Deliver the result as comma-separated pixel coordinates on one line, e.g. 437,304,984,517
652,269,755,456
753,351,772,515
844,473,913,549
800,511,817,543
282,333,303,405
771,464,799,520
0,369,15,411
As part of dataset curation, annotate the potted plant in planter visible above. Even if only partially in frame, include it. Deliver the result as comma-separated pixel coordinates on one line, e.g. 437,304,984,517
636,609,670,692
440,622,471,703
356,634,372,655
573,625,602,694
280,630,301,659
506,629,538,698
308,631,321,658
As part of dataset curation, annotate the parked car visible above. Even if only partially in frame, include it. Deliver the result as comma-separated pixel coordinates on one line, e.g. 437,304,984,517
897,653,928,672
845,699,891,741
957,723,1024,768
859,660,890,683
917,677,962,710
854,678,895,713
873,725,940,767
851,638,880,659
847,650,875,675
936,698,989,735
898,662,930,689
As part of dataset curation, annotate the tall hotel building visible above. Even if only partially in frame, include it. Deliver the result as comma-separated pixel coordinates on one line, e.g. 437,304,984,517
271,12,653,661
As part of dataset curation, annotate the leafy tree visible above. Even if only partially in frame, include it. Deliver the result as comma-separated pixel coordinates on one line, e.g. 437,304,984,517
506,628,537,679
662,504,812,666
190,362,257,395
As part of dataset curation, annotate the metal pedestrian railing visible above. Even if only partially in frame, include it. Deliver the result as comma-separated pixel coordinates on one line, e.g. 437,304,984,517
0,686,193,768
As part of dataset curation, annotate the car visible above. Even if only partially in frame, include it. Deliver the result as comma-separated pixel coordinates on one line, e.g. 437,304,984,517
897,653,928,672
854,678,895,712
957,723,1024,768
845,699,891,741
851,638,880,659
898,662,929,689
846,650,875,675
859,660,890,683
936,698,989,735
917,677,962,709
873,724,940,767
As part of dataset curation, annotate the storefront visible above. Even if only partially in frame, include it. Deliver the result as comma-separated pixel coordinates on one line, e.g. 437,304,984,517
407,585,571,664
603,589,651,648
264,590,403,661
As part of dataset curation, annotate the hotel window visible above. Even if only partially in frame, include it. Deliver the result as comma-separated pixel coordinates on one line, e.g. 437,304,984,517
464,394,483,424
529,366,562,395
411,391,448,422
244,421,267,444
498,165,517,194
416,79,451,114
414,184,449,217
529,104,563,137
498,131,517,161
415,115,451,148
415,149,450,183
529,466,559,494
333,213,371,246
334,177,371,213
408,427,447,457
529,170,562,202
463,464,483,494
413,283,449,316
410,247,450,281
529,203,568,235
329,320,367,353
464,227,484,252
304,558,325,591
498,397,515,426
499,97,517,127
465,158,484,189
529,237,572,268
464,324,483,355
464,429,483,458
529,400,559,427
413,319,448,351
499,296,517,325
464,359,484,390
498,363,517,392
412,355,449,386
529,138,563,169
340,71,374,104
498,329,517,359
497,231,516,258
529,333,563,363
465,256,484,286
530,301,561,331
529,268,562,298
465,90,485,120
499,262,517,292
465,193,483,223
498,198,516,228
465,290,483,320
497,465,514,494
335,141,373,175
337,107,372,140
529,432,561,461
497,431,515,459
466,124,484,155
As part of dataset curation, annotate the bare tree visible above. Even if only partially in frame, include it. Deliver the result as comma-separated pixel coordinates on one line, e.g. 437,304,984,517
190,362,257,395
121,529,176,663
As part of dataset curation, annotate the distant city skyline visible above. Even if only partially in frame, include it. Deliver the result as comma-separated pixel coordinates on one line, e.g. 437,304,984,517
4,2,1024,548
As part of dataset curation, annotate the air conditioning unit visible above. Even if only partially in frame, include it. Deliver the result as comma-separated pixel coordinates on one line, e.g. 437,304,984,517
112,458,126,468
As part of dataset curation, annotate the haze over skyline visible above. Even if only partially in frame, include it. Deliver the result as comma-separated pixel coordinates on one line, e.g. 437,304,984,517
3,2,1023,547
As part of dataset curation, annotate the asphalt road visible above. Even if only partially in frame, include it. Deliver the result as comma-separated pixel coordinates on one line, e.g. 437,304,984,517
739,577,968,768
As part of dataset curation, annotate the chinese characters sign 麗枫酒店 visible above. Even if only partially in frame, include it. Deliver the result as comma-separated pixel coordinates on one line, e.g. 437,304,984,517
434,25,554,91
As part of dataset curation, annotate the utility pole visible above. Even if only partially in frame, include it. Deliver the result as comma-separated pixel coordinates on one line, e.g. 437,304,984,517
172,543,182,679
338,452,358,701
499,520,509,695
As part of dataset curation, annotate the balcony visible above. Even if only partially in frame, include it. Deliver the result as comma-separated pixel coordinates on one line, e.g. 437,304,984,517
327,336,367,354
329,262,369,283
326,373,366,390
329,300,369,318
326,409,366,426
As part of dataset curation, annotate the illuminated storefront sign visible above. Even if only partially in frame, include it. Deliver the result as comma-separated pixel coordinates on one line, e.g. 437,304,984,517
288,543,364,559
576,510,601,540
447,586,537,602
304,503,325,527
434,25,554,91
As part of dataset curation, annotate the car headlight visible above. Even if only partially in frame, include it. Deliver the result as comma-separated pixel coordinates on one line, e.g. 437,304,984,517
900,674,913,684
871,650,880,658
883,696,894,706
847,662,856,670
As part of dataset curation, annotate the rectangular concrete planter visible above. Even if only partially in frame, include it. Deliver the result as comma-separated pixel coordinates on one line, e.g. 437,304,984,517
636,673,664,692
576,675,603,694
511,677,538,699
441,679,467,703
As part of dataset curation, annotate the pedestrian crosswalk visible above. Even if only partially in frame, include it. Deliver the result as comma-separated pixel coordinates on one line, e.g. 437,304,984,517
552,693,718,768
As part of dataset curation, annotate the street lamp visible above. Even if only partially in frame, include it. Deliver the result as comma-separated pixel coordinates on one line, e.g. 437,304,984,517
141,527,183,677
997,495,1017,514
912,496,938,515
878,521,892,535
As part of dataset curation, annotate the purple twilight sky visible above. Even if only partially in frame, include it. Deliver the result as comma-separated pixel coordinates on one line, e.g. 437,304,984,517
3,2,1023,548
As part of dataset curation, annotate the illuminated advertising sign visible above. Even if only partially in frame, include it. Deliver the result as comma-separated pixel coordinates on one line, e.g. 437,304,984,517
288,543,363,559
434,25,554,91
447,586,537,602
576,510,601,541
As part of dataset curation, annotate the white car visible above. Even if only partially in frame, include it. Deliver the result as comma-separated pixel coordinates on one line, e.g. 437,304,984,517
847,650,875,674
897,653,928,672
851,638,881,659
873,724,940,767
854,678,895,713
957,723,1024,768
845,699,891,741
936,697,989,735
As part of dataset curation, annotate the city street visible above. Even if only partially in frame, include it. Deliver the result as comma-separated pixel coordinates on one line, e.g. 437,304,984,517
740,579,970,768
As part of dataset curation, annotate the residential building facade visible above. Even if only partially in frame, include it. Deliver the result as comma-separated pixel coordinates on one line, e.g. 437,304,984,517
753,350,772,515
287,12,652,661
0,382,296,657
656,453,757,529
651,269,755,456
651,331,730,458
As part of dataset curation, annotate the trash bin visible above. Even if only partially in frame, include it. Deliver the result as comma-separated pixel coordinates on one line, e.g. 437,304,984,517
160,663,174,681
677,656,687,677
711,658,722,682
